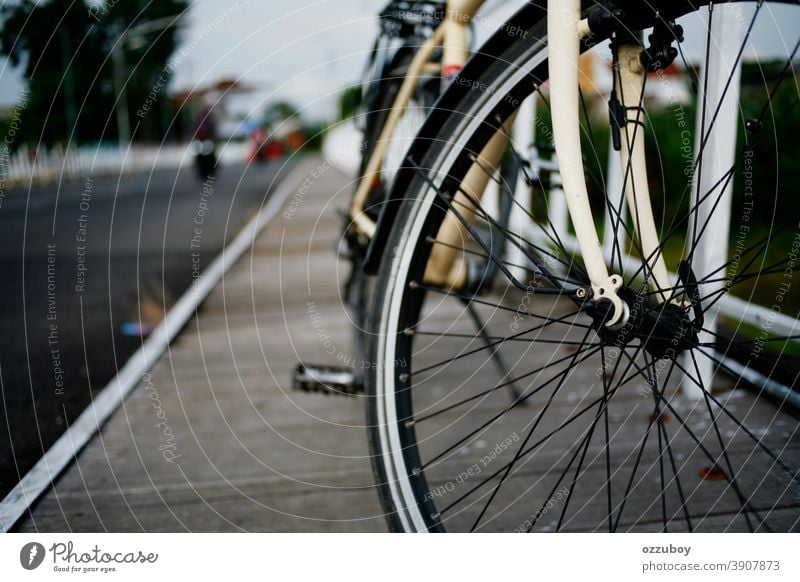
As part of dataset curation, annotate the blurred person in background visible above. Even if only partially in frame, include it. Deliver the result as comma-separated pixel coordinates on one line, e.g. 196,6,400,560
192,106,217,180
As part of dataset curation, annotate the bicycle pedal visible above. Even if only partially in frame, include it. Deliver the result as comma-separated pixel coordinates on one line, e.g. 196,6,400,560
291,363,364,396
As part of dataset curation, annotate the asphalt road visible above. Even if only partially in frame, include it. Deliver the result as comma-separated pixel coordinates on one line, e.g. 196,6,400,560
0,158,289,499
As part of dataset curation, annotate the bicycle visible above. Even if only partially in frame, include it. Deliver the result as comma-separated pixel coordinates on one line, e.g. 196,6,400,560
302,0,800,532
296,0,511,392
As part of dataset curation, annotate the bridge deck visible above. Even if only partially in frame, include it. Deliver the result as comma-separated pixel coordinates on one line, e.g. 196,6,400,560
16,156,799,532
17,158,385,532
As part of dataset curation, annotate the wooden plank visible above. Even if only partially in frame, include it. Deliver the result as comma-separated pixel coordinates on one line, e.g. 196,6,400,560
14,153,798,533
15,162,387,533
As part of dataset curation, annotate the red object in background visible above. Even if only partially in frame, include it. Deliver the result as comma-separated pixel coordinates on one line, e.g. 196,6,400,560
264,141,284,160
249,128,284,162
252,128,267,145
284,129,306,152
249,128,268,162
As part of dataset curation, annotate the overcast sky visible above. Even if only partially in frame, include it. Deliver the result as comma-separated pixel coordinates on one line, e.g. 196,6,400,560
163,0,518,120
0,0,798,120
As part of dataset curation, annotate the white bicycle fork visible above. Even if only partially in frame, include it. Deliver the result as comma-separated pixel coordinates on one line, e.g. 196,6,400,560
547,0,672,326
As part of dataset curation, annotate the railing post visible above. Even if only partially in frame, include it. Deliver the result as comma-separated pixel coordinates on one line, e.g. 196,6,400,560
508,94,538,282
682,5,745,398
603,135,626,265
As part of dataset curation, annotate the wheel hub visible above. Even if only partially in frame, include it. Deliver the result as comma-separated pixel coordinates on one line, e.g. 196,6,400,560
588,288,698,359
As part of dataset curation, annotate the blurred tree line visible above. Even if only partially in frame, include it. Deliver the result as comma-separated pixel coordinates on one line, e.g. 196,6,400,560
338,85,361,121
645,61,799,290
0,0,187,148
531,60,798,308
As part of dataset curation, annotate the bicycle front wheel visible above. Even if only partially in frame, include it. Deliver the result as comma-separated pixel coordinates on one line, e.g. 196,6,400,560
366,1,800,532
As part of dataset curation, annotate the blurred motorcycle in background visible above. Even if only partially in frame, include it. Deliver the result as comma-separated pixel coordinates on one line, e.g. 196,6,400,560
192,107,217,180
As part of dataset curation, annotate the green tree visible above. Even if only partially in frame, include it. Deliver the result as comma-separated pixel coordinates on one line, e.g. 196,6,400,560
263,100,302,131
100,0,189,143
338,85,361,121
0,0,188,146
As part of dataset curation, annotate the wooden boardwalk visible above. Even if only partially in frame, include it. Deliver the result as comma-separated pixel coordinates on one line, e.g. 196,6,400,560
15,155,799,532
17,157,387,532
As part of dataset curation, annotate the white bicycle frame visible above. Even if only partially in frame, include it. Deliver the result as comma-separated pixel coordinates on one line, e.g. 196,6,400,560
353,0,670,325
548,0,670,327
350,0,488,239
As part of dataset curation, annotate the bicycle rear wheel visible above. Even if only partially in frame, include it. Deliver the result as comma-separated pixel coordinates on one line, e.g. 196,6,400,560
366,1,800,532
345,46,434,363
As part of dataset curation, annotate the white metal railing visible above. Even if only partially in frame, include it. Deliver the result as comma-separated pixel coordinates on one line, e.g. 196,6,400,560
508,5,799,401
0,141,251,188
0,144,188,186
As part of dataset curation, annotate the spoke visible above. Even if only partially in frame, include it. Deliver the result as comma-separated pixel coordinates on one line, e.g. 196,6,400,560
533,344,649,532
611,410,655,532
447,195,585,285
427,237,581,285
699,335,800,349
641,264,792,302
616,352,694,531
642,352,693,532
629,163,738,286
689,203,775,305
686,348,800,485
415,329,595,346
694,256,795,320
618,350,769,530
688,3,764,270
601,346,614,531
447,160,585,290
437,344,650,518
630,242,793,334
643,354,669,531
469,327,596,531
653,379,694,533
611,346,665,532
416,339,600,435
418,341,601,471
688,350,755,531
556,347,626,531
718,265,797,287
694,325,800,349
689,3,719,268
660,424,694,532
636,229,780,300
692,231,779,287
526,402,603,532
668,9,700,94
611,42,655,283
413,282,591,327
461,297,524,402
604,169,629,276
753,31,800,123
629,35,800,288
409,295,592,380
